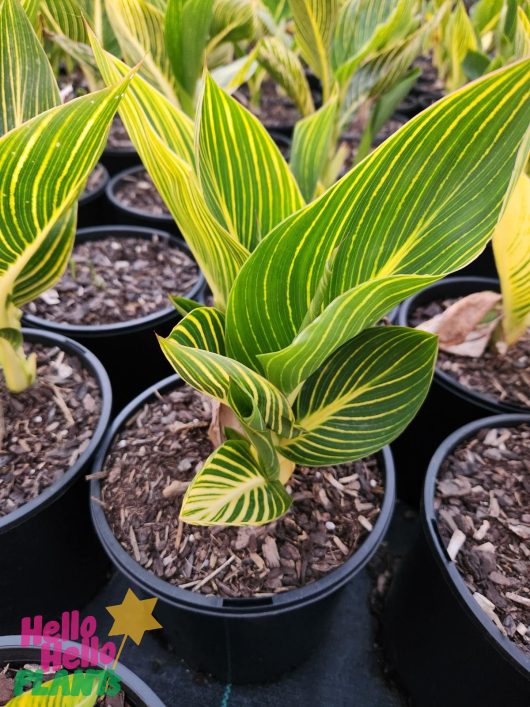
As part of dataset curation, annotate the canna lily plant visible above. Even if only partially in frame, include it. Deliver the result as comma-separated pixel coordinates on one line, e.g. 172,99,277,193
256,0,435,199
92,32,530,526
0,0,132,392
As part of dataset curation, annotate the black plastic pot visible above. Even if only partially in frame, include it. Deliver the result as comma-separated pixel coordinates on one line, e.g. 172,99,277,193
22,226,205,413
0,636,165,706
106,167,179,236
391,276,527,506
383,414,530,707
78,163,111,229
89,374,396,684
0,330,112,635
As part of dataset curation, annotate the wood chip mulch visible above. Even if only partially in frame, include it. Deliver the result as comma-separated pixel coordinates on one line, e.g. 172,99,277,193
0,343,101,518
436,423,530,654
0,665,132,706
25,235,199,326
412,299,530,409
113,169,170,216
100,385,385,598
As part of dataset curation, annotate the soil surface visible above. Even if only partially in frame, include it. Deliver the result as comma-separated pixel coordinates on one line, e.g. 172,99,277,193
0,342,101,517
436,423,530,654
236,79,304,130
100,385,384,598
0,665,131,706
113,169,170,216
398,54,445,118
411,298,530,409
82,164,107,199
107,116,135,152
26,235,199,326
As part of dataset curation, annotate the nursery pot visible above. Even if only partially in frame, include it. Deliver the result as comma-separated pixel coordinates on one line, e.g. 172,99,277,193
0,330,112,635
101,143,140,177
0,636,165,707
390,276,527,506
23,225,205,413
383,414,530,707
78,163,111,229
90,375,396,684
106,166,179,236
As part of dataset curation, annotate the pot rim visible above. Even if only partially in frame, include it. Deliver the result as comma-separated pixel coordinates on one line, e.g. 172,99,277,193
398,275,528,415
0,636,165,707
22,225,205,337
106,166,175,223
79,163,110,208
0,329,112,534
423,413,530,676
90,374,396,619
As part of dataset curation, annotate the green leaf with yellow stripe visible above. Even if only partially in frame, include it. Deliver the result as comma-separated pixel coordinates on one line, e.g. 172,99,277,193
257,36,315,116
279,327,437,466
159,307,297,438
197,73,304,250
91,35,248,308
493,171,530,344
179,439,291,526
226,60,530,374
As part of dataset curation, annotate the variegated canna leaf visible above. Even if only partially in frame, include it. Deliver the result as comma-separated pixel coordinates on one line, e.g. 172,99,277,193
289,95,337,201
287,0,340,99
179,439,292,526
40,0,89,44
226,60,530,377
493,172,530,344
445,0,478,90
158,306,297,438
165,0,215,113
4,672,100,706
279,327,437,465
257,36,315,116
211,0,256,43
0,0,60,135
105,0,179,103
197,73,304,250
91,35,248,308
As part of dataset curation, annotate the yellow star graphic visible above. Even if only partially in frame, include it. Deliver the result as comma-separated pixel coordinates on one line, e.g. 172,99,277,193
106,589,162,646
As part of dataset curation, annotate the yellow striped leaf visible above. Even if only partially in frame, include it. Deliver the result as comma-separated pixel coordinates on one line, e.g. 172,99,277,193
445,0,478,90
226,60,530,375
279,327,437,465
159,307,297,438
197,73,304,250
180,439,291,526
290,95,338,201
287,0,339,99
493,172,530,344
104,0,179,103
40,0,88,43
257,36,315,116
211,0,256,43
165,0,215,113
91,36,248,308
0,0,60,135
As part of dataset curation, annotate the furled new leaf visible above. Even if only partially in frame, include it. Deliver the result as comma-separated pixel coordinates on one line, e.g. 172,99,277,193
493,171,530,344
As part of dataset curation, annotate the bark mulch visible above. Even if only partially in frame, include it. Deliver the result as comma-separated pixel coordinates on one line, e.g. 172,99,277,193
0,343,101,517
113,170,170,216
436,423,530,654
412,299,530,409
100,385,385,598
26,235,199,326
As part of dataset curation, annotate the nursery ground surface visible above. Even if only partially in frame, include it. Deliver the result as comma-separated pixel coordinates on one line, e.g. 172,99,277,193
26,235,199,326
436,423,530,654
84,504,416,706
113,170,171,216
0,343,101,516
100,386,384,597
411,300,530,408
